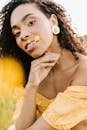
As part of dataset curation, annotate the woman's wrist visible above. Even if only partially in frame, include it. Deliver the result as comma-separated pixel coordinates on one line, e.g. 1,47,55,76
25,82,39,92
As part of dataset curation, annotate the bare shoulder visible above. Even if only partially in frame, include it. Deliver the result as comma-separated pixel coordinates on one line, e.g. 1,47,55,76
71,53,87,85
78,53,87,68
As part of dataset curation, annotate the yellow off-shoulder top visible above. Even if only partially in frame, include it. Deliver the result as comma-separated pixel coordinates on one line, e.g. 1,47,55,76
42,86,87,130
36,93,53,118
13,86,87,130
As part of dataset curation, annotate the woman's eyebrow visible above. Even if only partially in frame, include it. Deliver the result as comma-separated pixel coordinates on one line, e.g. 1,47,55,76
22,13,34,22
12,13,33,30
12,25,20,31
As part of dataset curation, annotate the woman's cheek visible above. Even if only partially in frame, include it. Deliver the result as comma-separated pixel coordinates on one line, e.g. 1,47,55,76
16,38,21,47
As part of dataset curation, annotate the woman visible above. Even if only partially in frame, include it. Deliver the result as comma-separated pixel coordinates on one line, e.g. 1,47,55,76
0,0,87,130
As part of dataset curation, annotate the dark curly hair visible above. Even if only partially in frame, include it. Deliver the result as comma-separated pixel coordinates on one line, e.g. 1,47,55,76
0,0,87,83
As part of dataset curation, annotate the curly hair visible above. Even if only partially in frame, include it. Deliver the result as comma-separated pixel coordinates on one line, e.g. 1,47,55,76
0,0,87,83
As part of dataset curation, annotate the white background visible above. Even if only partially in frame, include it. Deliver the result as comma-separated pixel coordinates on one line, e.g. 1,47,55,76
0,0,87,36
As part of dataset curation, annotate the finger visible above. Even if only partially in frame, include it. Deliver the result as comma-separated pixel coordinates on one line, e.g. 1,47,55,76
39,52,60,62
31,54,60,67
41,62,56,67
33,62,56,71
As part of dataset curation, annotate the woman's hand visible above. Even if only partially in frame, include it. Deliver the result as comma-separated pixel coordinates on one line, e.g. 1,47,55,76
27,52,60,88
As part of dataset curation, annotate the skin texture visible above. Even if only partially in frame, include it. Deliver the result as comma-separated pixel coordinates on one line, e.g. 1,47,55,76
9,3,87,130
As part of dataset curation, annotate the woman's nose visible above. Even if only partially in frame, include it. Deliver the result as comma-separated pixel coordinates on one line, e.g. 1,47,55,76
21,35,29,41
21,28,32,41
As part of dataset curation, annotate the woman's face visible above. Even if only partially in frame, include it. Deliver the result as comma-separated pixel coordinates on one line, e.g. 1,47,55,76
10,3,55,58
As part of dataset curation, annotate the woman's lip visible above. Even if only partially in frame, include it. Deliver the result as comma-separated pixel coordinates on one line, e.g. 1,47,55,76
25,41,35,49
25,42,36,52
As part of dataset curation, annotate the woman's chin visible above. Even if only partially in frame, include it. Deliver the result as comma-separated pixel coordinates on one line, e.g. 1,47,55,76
30,51,46,58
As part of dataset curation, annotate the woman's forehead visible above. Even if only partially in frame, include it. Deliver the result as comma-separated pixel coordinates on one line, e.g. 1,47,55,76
10,3,42,26
11,3,39,18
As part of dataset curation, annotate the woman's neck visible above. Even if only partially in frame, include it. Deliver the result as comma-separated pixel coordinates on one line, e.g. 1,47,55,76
46,37,79,72
57,49,79,72
46,36,62,54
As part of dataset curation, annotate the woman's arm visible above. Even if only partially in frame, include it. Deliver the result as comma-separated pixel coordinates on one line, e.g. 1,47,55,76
26,116,55,130
16,84,38,130
15,53,59,130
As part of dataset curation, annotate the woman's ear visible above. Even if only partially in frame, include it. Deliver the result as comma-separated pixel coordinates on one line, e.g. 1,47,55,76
49,14,58,26
49,14,60,35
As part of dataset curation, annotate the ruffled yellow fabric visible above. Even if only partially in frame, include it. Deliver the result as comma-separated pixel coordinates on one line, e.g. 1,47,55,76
42,86,87,130
12,86,87,130
36,93,53,118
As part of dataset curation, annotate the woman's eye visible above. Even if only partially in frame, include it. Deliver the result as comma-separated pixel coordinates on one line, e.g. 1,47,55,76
28,20,36,27
14,32,20,38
